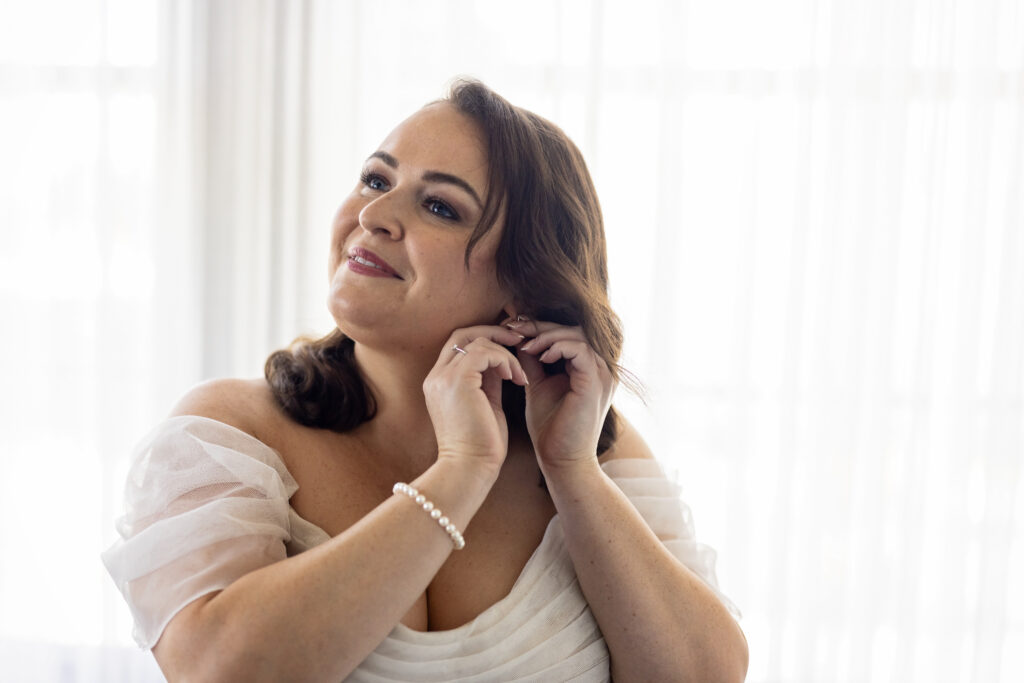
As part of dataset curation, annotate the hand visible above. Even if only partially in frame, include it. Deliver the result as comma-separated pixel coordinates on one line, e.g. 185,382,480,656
509,319,616,471
423,325,530,474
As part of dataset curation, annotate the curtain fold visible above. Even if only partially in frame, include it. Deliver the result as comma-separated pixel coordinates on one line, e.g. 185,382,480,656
197,0,319,378
0,1,1020,681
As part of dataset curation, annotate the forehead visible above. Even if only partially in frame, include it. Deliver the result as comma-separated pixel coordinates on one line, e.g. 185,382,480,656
377,103,489,188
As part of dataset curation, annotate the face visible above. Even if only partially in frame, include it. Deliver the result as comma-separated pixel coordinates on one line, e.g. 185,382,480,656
327,103,510,354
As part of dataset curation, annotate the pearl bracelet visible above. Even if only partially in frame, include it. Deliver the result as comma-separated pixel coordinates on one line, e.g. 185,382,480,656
392,482,466,550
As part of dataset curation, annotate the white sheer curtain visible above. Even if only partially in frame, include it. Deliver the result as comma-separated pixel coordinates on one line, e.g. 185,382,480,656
1,1,1020,681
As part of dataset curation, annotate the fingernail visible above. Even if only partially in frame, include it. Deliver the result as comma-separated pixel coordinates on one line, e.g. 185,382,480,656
505,321,525,330
520,339,535,351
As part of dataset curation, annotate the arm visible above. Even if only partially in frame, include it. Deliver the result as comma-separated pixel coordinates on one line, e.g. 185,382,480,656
513,321,748,682
152,326,529,681
152,428,497,682
543,422,748,683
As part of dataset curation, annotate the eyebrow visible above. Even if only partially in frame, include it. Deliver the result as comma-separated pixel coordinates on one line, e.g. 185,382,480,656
367,151,483,209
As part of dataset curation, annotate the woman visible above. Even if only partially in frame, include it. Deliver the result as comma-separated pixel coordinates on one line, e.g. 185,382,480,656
103,79,747,682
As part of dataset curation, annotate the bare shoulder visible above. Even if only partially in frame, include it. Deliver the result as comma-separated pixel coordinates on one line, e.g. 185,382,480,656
598,411,656,464
168,377,284,440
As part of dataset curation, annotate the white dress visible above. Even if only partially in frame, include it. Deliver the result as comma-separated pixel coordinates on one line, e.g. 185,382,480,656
102,415,740,682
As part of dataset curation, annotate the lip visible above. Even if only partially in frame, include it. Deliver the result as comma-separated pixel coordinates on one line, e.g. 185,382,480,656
347,246,402,279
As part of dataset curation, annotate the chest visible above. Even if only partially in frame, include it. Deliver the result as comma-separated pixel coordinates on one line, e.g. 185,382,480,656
268,427,557,632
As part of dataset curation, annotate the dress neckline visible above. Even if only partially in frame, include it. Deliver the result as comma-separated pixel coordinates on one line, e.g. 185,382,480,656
168,413,566,637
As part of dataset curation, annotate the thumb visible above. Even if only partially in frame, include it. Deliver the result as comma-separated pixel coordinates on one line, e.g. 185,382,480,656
481,366,504,406
516,346,546,387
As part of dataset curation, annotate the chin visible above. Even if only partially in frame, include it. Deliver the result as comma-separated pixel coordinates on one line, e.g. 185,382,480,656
327,298,407,350
327,305,374,344
326,290,371,339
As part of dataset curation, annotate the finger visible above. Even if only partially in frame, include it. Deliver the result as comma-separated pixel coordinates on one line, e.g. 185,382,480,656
535,341,615,401
518,327,588,354
481,365,504,404
438,326,527,369
499,312,533,326
516,344,547,387
536,340,605,375
448,325,528,354
452,349,513,384
451,338,529,386
504,319,581,339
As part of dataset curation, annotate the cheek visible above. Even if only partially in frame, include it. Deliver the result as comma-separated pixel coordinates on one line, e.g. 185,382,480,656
328,194,363,268
466,255,497,287
467,238,502,282
464,247,506,300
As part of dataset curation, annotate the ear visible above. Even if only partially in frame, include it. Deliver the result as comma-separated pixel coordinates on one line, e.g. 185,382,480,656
493,301,521,326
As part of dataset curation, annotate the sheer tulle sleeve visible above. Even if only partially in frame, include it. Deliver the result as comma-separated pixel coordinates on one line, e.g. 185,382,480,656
101,415,300,649
601,458,742,620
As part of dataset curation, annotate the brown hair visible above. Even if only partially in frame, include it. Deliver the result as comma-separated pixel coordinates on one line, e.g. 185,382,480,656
266,78,630,454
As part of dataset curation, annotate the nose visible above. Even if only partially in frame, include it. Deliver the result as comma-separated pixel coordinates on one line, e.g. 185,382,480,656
358,191,405,240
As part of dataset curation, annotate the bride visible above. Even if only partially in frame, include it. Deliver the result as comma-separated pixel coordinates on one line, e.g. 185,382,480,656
103,78,747,682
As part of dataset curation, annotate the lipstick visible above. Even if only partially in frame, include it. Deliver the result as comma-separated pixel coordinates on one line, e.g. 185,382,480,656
347,247,401,279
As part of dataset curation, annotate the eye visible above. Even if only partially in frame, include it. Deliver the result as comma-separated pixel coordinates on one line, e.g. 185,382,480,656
360,171,389,191
425,197,460,221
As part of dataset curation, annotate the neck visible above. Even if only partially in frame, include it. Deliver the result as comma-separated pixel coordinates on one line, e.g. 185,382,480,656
350,341,440,473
